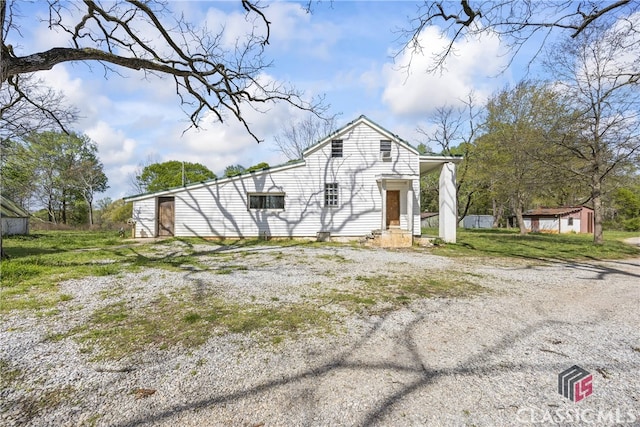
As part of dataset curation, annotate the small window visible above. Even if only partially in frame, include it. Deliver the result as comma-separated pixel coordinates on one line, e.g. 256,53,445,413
567,217,574,226
248,194,285,210
325,183,338,207
380,140,392,160
331,140,343,158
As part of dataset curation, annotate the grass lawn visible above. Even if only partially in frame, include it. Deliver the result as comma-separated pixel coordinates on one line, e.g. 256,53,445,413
424,228,640,261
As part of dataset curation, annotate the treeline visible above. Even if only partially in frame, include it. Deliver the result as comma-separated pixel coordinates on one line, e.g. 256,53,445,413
2,131,110,227
419,81,640,234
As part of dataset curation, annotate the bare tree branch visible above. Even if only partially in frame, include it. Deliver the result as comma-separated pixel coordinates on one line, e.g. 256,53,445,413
1,0,327,143
401,1,638,73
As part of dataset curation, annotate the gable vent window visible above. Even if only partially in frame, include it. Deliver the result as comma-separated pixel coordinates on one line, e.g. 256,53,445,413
324,183,339,207
380,140,392,160
248,193,285,210
331,140,343,158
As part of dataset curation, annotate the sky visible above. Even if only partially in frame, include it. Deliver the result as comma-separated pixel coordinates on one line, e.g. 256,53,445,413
9,0,531,202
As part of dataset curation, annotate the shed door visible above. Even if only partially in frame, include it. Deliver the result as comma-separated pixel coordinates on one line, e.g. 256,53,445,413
158,197,175,236
386,190,400,228
531,218,539,233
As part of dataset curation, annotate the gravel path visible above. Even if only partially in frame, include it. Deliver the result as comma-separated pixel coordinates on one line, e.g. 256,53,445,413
2,244,639,426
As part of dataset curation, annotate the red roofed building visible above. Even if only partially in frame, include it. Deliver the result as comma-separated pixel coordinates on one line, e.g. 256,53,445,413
522,206,594,234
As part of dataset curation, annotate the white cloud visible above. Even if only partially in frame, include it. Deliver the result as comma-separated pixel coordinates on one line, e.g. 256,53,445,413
382,25,508,117
163,93,306,176
85,121,137,166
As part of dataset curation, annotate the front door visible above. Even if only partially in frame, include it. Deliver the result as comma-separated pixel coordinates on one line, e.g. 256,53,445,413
157,197,175,236
386,190,400,228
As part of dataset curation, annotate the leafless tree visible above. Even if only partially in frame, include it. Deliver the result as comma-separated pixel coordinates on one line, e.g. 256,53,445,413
417,93,482,222
273,114,338,160
1,0,326,142
402,1,639,72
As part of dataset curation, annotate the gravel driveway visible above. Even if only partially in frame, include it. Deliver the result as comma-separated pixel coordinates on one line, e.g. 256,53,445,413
2,243,639,426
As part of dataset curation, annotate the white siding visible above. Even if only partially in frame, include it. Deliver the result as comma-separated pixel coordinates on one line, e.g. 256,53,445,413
560,218,581,233
131,120,422,238
1,218,28,235
132,198,156,238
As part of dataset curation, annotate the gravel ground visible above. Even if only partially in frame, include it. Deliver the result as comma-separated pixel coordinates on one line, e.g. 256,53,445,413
1,243,639,426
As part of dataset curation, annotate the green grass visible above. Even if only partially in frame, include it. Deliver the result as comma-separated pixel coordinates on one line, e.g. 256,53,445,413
423,228,640,261
0,231,224,313
64,289,332,360
323,271,485,315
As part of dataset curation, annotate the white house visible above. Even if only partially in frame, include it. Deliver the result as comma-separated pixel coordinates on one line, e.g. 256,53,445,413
124,116,461,246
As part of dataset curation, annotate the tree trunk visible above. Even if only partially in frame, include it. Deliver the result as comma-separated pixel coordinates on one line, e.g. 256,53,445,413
512,197,528,235
88,201,93,226
47,200,55,223
492,199,504,228
592,179,604,244
62,193,67,224
457,190,474,225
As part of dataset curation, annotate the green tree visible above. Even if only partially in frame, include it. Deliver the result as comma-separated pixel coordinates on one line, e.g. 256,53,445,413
417,94,484,222
136,161,216,193
612,185,640,231
245,162,269,173
224,164,246,178
545,23,640,244
96,198,133,228
478,81,570,233
9,131,109,225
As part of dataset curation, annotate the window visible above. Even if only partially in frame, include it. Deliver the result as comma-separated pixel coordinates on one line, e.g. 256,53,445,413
380,140,392,160
331,140,343,158
248,194,285,210
567,217,574,226
325,183,338,207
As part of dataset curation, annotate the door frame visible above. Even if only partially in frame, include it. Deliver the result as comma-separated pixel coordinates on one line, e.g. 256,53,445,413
157,196,175,237
386,190,400,228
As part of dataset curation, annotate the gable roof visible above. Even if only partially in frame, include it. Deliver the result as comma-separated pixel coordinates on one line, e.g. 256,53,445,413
523,206,592,217
1,196,29,218
302,115,419,157
125,115,422,202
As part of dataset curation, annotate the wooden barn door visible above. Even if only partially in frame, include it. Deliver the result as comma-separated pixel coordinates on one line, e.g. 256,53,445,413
157,197,175,236
386,190,400,228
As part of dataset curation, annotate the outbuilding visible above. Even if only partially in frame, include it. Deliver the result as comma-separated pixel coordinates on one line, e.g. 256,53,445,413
1,196,29,236
522,206,594,234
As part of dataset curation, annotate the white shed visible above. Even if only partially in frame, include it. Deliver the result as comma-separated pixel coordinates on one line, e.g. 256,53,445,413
1,196,29,236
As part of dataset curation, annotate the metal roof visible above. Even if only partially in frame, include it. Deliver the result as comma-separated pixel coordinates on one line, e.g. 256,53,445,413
1,196,29,218
523,206,592,217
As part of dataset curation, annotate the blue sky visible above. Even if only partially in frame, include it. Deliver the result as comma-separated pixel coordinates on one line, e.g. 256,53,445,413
11,1,526,201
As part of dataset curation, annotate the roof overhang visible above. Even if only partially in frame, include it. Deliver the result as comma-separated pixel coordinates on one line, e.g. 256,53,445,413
419,156,464,175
